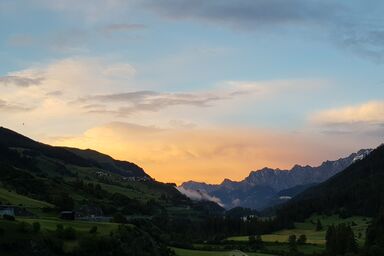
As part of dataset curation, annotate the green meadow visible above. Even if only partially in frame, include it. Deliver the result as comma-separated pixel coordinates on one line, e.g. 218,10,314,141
172,248,276,256
0,187,54,208
226,215,371,254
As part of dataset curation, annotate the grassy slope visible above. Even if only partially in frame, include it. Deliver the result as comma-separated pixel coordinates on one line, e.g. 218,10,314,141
0,187,54,208
228,215,370,244
227,215,371,254
172,248,276,256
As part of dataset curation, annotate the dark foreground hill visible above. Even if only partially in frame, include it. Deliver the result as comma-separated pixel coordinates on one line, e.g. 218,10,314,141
277,144,384,222
0,126,224,217
0,127,148,178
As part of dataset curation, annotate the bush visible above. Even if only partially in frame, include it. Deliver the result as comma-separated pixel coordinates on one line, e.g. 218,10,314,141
112,213,127,224
64,227,76,240
315,219,323,231
89,226,98,234
297,234,307,244
33,222,41,233
3,214,15,221
57,226,77,240
17,221,31,233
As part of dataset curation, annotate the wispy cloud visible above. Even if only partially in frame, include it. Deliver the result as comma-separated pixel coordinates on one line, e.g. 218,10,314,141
0,99,33,112
0,75,43,87
79,90,226,116
143,0,339,28
103,23,146,33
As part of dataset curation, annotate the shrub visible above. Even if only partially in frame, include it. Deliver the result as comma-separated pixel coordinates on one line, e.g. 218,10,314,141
315,219,323,231
89,226,98,234
17,221,31,233
33,222,41,233
112,213,127,224
3,214,15,221
297,234,307,244
62,227,76,240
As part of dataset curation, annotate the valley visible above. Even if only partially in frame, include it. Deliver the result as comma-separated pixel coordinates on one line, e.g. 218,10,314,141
0,127,383,256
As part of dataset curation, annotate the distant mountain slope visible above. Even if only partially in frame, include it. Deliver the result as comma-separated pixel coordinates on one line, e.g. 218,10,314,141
181,149,372,210
278,144,384,221
0,126,224,217
0,127,149,178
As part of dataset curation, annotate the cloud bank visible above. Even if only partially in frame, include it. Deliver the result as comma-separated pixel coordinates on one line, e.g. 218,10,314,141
176,186,223,206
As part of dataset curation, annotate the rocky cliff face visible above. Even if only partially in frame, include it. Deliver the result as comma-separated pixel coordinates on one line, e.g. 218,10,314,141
180,149,372,210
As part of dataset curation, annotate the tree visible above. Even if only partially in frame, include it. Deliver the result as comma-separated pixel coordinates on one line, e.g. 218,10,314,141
17,221,30,233
89,226,98,234
297,234,307,244
52,192,74,211
315,219,323,231
62,226,76,240
3,214,15,221
249,235,256,244
288,234,297,253
249,234,263,250
326,223,357,256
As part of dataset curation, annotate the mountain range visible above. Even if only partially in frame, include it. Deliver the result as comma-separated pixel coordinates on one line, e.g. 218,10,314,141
180,149,372,210
278,143,384,220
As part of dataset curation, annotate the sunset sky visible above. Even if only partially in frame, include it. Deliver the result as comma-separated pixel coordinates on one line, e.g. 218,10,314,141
1,0,384,184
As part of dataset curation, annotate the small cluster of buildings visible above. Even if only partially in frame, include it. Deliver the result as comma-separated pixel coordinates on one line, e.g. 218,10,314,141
0,205,34,217
122,176,152,182
0,205,15,217
60,205,112,222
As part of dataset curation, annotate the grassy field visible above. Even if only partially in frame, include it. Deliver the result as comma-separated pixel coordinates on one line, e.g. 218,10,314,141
0,187,54,208
172,248,276,256
227,215,371,254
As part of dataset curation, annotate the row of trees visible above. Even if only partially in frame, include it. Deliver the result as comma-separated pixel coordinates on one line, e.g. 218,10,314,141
326,224,357,256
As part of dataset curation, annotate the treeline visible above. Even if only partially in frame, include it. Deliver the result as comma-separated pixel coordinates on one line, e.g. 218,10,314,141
0,219,174,256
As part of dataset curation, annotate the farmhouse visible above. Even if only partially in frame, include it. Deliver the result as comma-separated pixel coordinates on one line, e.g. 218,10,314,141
60,211,75,220
0,206,15,217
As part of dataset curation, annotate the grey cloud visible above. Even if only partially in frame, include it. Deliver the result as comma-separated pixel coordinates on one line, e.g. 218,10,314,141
335,27,384,63
81,90,226,116
103,23,146,33
142,0,341,28
320,122,384,138
142,0,384,63
0,99,33,112
0,75,43,87
46,90,63,96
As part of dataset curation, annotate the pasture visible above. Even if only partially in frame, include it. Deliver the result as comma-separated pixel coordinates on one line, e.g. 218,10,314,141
0,187,54,208
227,215,371,254
172,248,276,256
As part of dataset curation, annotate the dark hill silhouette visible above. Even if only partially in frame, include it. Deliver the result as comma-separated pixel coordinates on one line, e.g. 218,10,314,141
277,144,384,222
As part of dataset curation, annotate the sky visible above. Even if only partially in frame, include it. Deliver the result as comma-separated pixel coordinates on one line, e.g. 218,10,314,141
1,0,384,184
